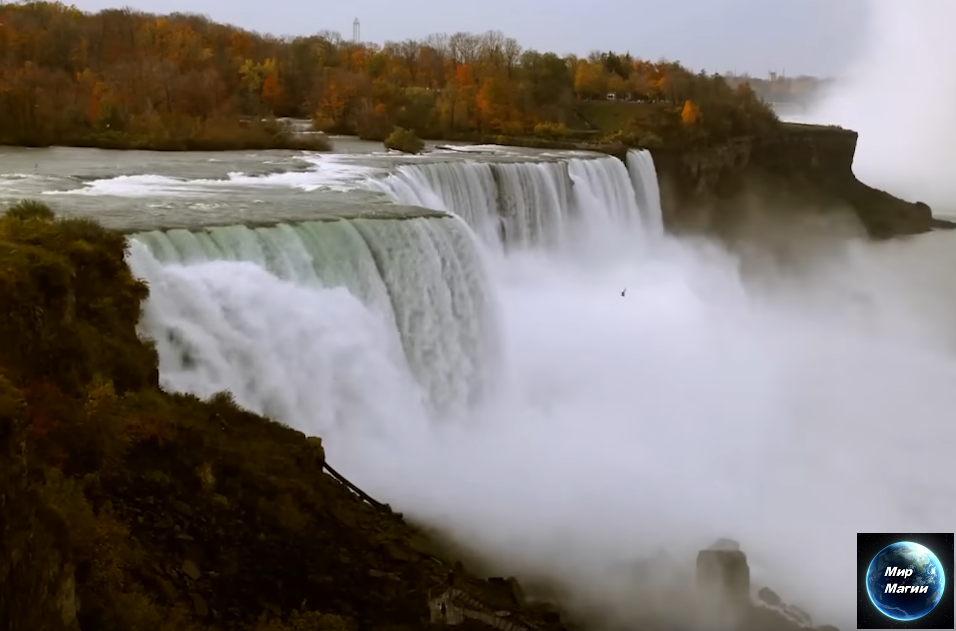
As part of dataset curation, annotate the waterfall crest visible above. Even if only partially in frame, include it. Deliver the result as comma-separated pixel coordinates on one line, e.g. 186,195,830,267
368,151,663,249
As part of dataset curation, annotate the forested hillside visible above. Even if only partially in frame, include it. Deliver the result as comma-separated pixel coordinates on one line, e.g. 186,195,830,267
0,1,778,148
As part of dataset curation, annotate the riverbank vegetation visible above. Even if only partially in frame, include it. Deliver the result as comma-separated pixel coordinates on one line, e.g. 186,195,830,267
384,127,425,154
0,2,777,152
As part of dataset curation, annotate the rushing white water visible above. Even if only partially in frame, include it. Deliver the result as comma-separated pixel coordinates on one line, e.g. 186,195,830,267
130,216,497,417
626,149,665,235
40,161,380,196
368,153,660,252
366,162,505,247
126,148,956,630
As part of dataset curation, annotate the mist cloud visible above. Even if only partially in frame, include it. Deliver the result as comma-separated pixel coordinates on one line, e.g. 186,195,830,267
804,0,956,214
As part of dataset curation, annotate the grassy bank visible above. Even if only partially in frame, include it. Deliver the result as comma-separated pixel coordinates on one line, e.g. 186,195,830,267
574,100,666,135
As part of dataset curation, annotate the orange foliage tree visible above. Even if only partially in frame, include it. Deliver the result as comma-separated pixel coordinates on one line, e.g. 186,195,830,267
681,100,701,125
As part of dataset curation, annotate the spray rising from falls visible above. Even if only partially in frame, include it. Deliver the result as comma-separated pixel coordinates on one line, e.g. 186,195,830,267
126,147,956,629
803,0,956,213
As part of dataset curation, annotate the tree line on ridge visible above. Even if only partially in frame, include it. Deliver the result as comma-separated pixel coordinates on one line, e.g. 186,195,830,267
0,1,780,150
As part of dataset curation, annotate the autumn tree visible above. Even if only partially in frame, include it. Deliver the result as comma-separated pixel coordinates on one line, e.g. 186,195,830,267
573,60,606,99
680,100,700,125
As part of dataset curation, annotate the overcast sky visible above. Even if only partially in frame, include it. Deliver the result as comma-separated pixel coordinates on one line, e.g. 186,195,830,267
72,0,869,77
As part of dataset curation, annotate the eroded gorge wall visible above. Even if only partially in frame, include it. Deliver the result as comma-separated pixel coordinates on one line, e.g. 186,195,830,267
648,123,941,240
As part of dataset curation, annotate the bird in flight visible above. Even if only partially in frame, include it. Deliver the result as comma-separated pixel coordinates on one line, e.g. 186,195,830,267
621,288,626,297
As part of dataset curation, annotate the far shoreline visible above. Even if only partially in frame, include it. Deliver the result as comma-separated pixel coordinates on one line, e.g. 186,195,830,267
1,120,856,162
1,129,632,158
0,135,331,154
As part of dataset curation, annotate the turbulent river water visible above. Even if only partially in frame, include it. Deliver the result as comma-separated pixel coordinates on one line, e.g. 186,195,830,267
2,137,956,629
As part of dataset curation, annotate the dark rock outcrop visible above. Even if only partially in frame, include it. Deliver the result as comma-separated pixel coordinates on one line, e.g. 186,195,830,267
697,546,750,611
696,540,839,631
648,123,954,240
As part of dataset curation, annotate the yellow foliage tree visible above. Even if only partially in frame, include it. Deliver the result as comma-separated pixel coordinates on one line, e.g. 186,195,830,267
681,99,701,125
573,60,606,98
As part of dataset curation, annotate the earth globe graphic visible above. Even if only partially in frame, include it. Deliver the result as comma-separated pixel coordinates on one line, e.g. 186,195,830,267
866,541,946,621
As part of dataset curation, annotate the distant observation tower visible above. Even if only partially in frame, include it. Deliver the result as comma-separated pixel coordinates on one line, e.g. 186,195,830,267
353,18,360,43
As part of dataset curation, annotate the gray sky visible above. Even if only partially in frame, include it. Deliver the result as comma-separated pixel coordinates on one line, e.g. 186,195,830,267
73,0,869,77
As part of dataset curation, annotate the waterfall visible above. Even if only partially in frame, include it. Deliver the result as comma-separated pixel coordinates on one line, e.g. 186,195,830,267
626,149,665,235
126,148,668,422
366,162,504,247
566,156,642,236
368,154,661,250
128,216,498,418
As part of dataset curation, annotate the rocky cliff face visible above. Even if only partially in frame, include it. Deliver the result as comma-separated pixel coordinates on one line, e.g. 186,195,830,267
751,123,858,179
649,123,949,240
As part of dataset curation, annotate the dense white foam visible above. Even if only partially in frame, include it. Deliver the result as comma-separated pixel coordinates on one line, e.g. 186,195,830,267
40,156,381,197
0,173,78,197
802,0,956,214
126,149,956,630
